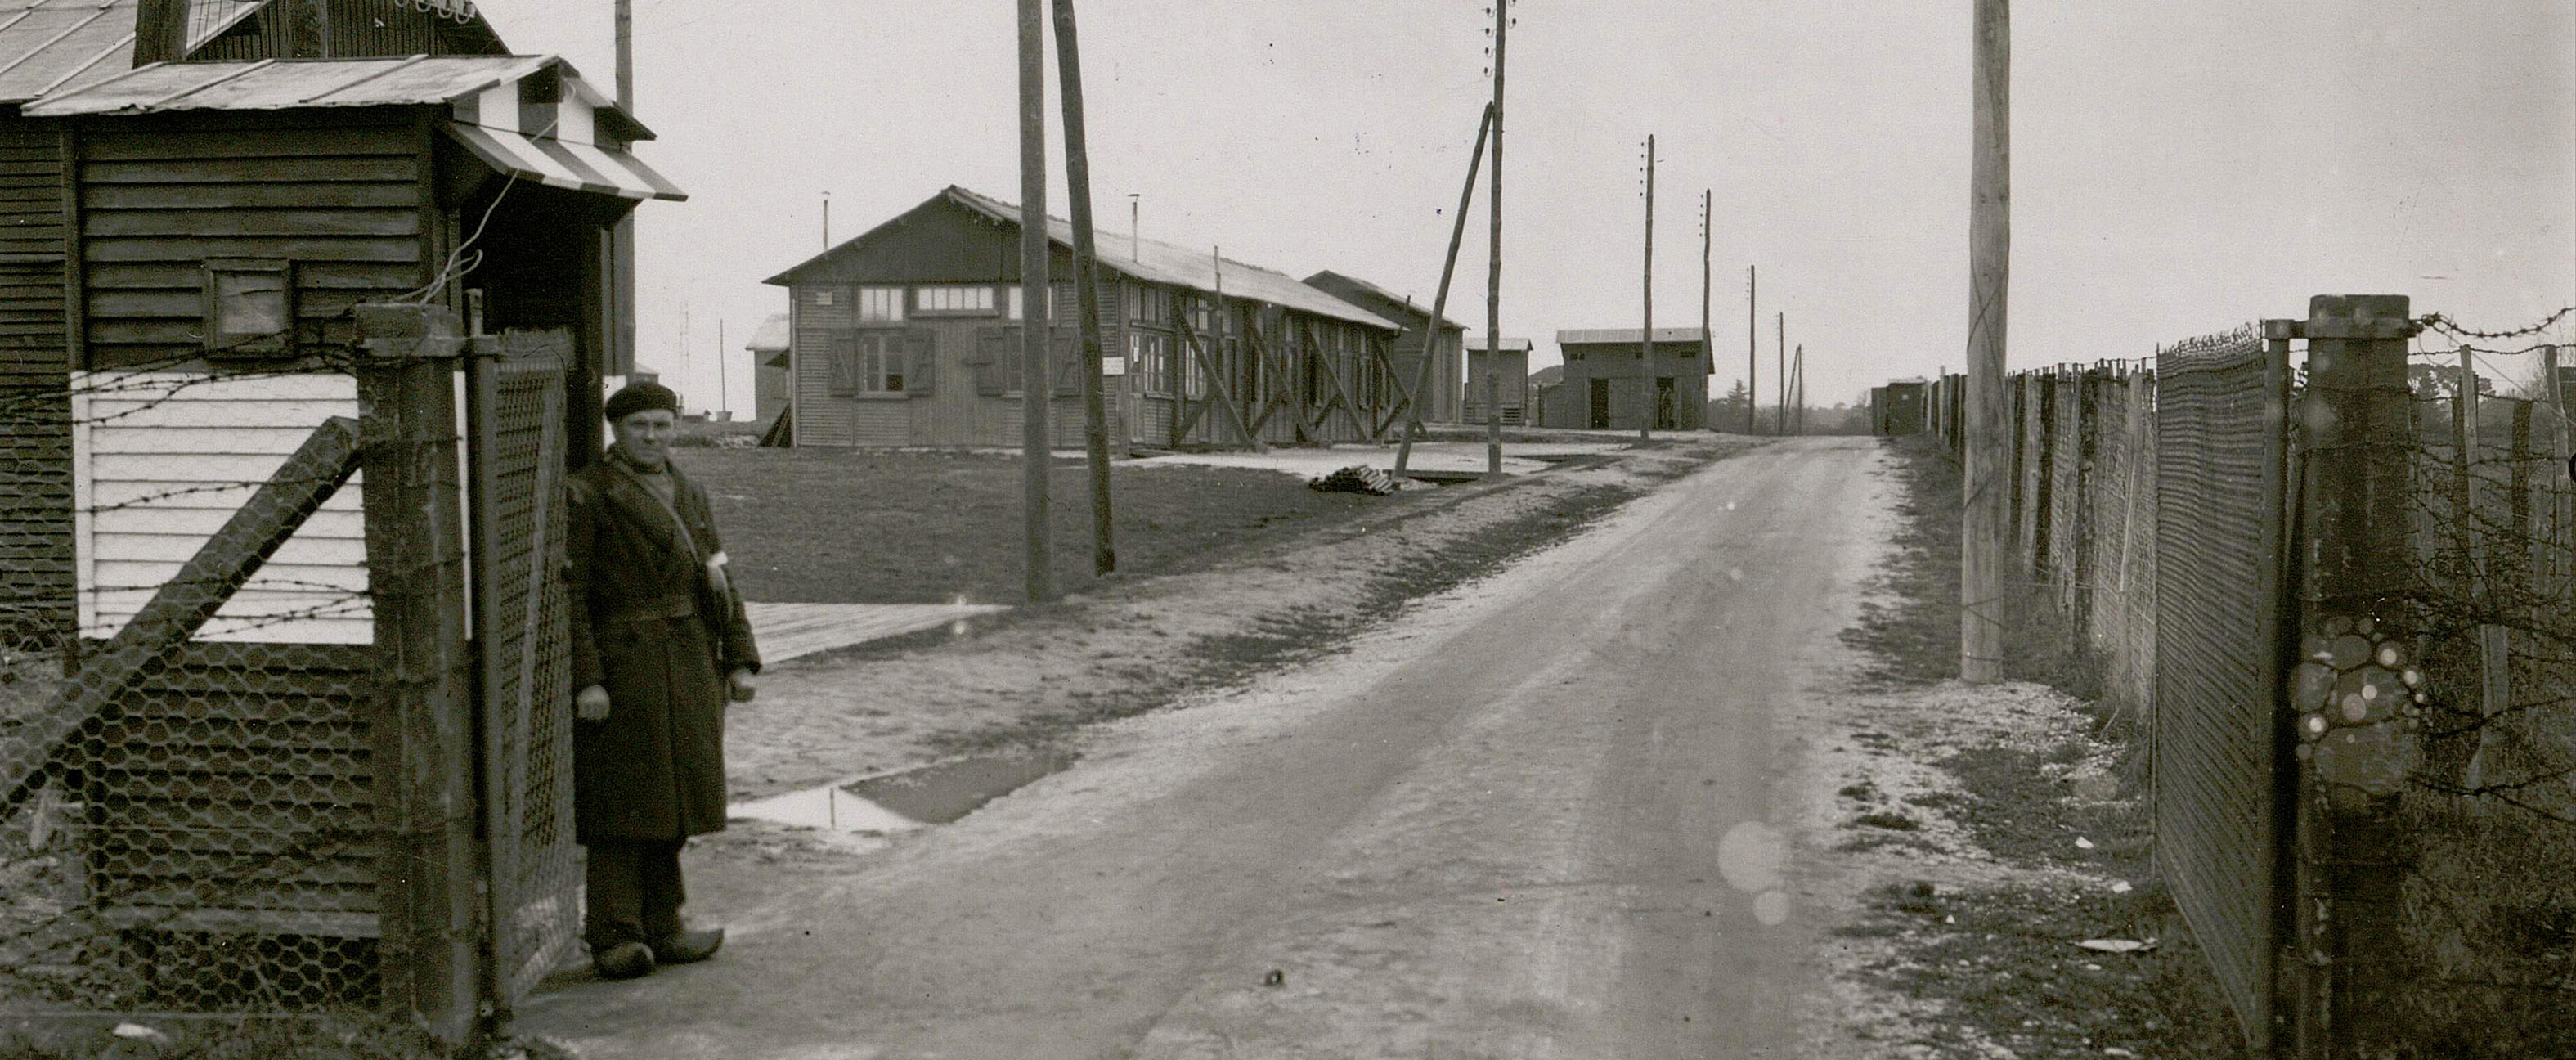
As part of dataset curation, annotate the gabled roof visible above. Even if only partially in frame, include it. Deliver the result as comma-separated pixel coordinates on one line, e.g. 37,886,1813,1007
0,0,139,105
1303,270,1468,331
1556,327,1710,345
769,186,1400,332
1466,336,1533,353
746,312,790,353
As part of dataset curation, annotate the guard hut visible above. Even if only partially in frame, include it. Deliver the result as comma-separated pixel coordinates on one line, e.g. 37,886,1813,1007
1302,270,1463,426
1461,336,1530,425
1546,328,1712,431
765,186,1403,451
0,0,684,1026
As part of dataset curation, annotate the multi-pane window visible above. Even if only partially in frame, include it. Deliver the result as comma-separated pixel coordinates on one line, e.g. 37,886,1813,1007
1130,330,1170,395
828,332,904,394
915,285,997,315
1127,284,1169,325
858,286,904,321
1006,285,1066,322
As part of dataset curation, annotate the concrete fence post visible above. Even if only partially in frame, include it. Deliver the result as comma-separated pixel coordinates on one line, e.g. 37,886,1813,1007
354,303,487,1047
2279,294,2421,1058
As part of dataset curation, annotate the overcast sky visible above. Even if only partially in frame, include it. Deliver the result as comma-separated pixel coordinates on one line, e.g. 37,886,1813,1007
471,1,2574,416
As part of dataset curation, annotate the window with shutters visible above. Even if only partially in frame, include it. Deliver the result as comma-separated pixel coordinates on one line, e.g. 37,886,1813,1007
828,332,904,394
1126,284,1169,325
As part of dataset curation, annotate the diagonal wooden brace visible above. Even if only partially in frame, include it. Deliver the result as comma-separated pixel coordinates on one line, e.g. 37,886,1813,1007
0,415,365,815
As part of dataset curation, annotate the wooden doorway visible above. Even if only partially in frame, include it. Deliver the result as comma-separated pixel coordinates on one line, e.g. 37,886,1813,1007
1588,378,1609,429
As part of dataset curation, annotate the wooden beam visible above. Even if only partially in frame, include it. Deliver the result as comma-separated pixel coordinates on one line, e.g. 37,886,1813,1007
1171,290,1259,448
1299,317,1372,440
1244,310,1313,445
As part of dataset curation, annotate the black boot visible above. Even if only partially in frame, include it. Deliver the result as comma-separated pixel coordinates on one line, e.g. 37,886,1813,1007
649,928,725,964
593,941,657,981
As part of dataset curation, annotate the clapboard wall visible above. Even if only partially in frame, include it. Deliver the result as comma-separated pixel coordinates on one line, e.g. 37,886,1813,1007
0,111,72,647
71,371,370,644
75,110,429,368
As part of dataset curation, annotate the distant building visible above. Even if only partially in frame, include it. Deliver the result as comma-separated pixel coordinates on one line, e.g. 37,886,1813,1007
1463,337,1533,425
1528,364,1566,428
1302,271,1464,425
747,313,791,426
762,186,1402,450
1546,329,1713,431
1872,378,1929,435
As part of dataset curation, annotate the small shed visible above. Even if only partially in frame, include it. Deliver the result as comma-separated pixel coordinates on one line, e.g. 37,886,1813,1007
1874,377,1928,435
1547,328,1712,431
1302,270,1463,425
747,311,790,427
1462,336,1532,425
1528,363,1564,428
763,186,1403,451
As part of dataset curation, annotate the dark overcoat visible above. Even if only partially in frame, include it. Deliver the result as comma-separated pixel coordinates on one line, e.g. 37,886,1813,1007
566,455,760,842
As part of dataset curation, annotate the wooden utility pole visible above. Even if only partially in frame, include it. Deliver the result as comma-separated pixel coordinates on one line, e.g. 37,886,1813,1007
821,191,830,247
1052,0,1115,576
1775,311,1786,435
716,318,726,420
1395,103,1492,474
1790,344,1804,435
1639,134,1654,442
1960,0,2011,682
1700,189,1712,431
1016,0,1052,602
1746,265,1757,434
1483,0,1507,476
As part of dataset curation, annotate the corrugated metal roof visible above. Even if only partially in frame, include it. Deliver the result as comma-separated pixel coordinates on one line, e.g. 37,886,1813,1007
746,313,790,353
27,53,545,115
1465,337,1533,353
942,186,1398,331
0,0,138,104
1556,327,1711,345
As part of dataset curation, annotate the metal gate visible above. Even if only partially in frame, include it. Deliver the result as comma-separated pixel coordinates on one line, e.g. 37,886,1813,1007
466,330,578,1007
2152,325,2291,1047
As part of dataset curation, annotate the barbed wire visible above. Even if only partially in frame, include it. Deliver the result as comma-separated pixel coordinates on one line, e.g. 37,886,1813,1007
2418,307,2576,341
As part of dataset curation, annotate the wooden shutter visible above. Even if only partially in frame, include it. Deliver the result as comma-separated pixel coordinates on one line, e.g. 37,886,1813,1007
828,335,859,395
972,327,1004,396
1052,331,1079,396
906,330,936,395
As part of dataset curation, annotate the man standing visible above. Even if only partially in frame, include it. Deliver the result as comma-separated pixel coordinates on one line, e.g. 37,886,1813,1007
567,381,761,980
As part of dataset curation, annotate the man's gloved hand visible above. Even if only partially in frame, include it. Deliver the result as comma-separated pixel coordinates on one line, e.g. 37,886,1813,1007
577,685,611,721
728,668,758,703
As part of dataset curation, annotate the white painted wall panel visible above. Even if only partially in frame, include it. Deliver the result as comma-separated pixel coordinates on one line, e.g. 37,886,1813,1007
72,371,371,644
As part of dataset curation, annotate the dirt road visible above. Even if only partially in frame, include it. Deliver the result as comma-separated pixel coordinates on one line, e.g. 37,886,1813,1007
520,437,1891,1059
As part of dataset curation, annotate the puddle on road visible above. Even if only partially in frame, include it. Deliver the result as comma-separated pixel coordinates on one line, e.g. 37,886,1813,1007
728,752,1077,833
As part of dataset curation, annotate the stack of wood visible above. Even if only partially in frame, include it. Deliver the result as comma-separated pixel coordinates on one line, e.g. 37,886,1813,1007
1308,465,1399,496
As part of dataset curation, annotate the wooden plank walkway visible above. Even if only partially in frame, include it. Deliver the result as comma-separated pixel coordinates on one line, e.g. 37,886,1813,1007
745,602,1011,665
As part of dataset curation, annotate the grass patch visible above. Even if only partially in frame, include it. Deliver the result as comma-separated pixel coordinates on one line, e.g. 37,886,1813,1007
1851,811,1921,832
919,482,1646,756
0,1012,569,1060
679,447,1443,604
1840,436,1961,687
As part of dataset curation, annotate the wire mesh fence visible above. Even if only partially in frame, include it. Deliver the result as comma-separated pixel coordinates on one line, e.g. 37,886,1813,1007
0,315,577,1038
1964,303,2576,1053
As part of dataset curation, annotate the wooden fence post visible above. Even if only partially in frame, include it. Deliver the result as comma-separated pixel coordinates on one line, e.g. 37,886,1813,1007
354,303,486,1046
2282,294,2421,1058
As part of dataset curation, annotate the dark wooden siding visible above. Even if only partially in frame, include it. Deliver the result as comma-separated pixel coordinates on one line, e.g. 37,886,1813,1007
79,114,426,369
172,0,507,61
0,115,72,647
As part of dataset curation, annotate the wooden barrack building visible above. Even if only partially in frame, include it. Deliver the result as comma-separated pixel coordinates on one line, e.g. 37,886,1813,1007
765,186,1407,451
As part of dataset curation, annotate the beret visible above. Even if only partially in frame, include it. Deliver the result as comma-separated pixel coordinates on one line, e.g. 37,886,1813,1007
604,381,680,423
